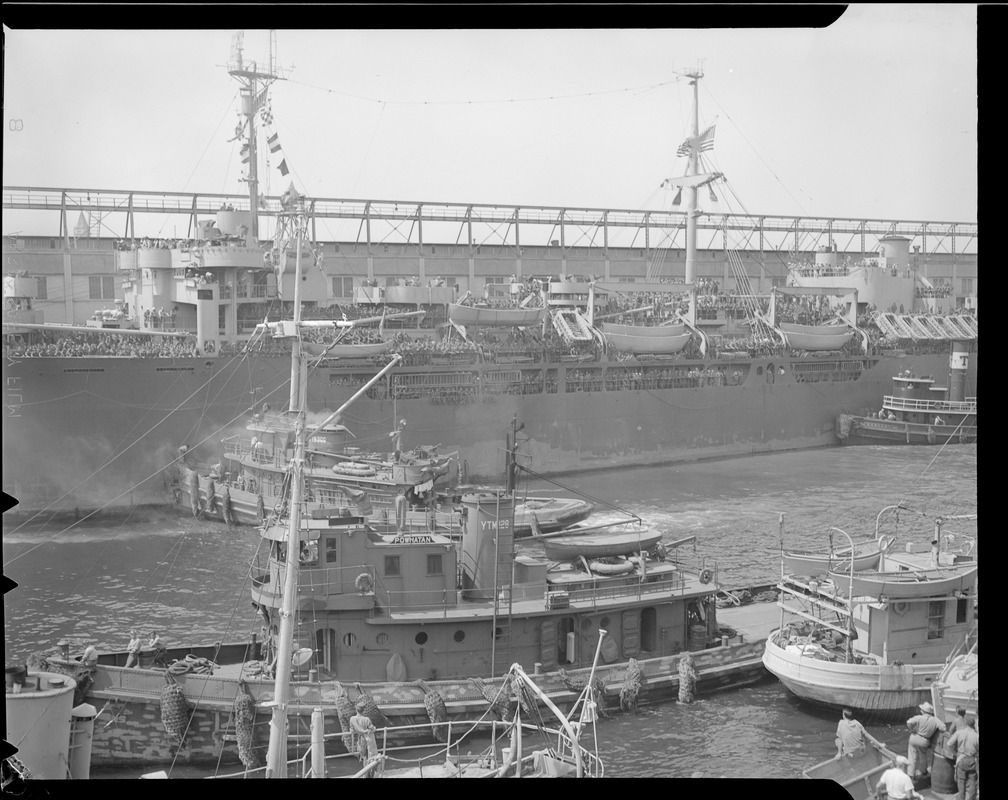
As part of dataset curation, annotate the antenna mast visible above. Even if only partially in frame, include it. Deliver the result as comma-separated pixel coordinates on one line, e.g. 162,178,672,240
228,31,283,244
684,67,702,297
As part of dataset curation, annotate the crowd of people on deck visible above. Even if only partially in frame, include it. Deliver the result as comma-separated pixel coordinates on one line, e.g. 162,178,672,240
915,283,954,298
5,329,197,358
774,294,844,326
113,232,247,252
564,364,746,392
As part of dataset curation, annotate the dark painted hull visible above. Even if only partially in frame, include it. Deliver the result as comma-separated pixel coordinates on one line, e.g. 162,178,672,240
2,349,974,515
835,414,978,446
49,639,768,768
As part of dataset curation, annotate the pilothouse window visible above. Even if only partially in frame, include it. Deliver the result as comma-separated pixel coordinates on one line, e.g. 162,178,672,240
927,600,945,640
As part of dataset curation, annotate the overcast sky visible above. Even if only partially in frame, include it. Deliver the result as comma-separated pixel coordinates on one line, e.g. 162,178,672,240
3,5,977,238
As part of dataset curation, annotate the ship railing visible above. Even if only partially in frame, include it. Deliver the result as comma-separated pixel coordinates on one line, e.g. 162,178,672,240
223,440,290,469
379,585,463,616
883,395,976,414
943,621,979,666
566,572,687,608
269,563,380,601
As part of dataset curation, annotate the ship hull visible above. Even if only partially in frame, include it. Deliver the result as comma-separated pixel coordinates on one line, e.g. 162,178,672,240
49,638,768,768
835,414,978,446
762,635,941,721
2,349,973,516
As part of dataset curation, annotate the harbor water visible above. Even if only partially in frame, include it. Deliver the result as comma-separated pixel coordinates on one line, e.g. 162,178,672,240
2,443,977,778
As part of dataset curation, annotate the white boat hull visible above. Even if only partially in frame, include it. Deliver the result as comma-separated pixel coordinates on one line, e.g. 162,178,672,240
762,634,941,720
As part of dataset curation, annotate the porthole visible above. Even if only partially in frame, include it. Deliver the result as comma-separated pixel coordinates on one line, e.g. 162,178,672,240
494,627,503,639
415,632,428,645
376,633,389,646
601,616,611,628
453,630,466,643
343,632,357,648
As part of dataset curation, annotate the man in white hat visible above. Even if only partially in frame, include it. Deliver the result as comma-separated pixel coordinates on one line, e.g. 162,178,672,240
877,756,924,800
906,700,946,780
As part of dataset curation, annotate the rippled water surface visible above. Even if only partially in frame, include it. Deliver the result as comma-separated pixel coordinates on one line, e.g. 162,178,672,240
3,444,978,778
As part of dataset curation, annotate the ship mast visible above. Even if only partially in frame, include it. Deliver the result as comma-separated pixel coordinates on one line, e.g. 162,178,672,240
684,69,701,314
228,31,282,246
664,67,721,328
263,202,307,779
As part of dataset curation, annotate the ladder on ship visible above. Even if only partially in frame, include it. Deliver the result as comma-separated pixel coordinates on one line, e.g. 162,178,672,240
726,248,775,340
490,502,515,678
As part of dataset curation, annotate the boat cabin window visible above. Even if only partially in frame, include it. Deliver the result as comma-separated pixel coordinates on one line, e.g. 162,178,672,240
453,630,465,643
927,600,945,640
298,540,318,567
384,556,401,577
426,554,443,576
415,632,428,645
326,537,339,563
956,597,968,623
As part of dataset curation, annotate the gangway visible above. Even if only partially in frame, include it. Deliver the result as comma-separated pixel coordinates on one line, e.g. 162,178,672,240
952,315,978,338
900,315,939,340
551,308,593,344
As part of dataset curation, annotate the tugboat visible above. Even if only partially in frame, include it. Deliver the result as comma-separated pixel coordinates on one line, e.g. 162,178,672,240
173,408,593,538
836,340,977,445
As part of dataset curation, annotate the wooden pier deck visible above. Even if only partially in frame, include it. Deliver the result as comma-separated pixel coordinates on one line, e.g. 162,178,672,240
718,600,780,645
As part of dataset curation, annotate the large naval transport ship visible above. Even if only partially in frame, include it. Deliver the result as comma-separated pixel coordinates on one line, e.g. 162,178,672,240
2,36,978,518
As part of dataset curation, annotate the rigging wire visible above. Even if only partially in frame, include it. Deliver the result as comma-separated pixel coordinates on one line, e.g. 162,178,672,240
3,347,255,537
3,354,294,564
518,463,640,523
285,76,679,107
351,101,387,198
701,83,811,218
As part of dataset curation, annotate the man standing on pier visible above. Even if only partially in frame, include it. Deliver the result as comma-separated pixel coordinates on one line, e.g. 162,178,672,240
906,701,946,780
946,716,979,800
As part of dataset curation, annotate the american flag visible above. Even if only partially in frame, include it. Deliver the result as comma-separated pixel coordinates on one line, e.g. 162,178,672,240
676,123,716,157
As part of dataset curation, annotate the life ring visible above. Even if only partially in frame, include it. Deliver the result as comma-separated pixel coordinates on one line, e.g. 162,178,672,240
878,535,896,553
905,424,911,444
927,426,936,445
699,568,714,585
893,601,909,616
355,573,374,594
